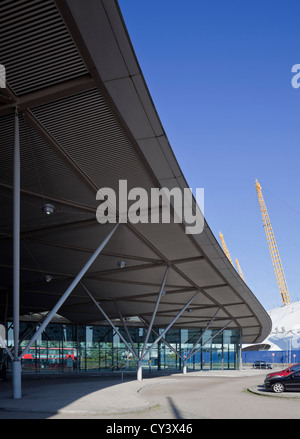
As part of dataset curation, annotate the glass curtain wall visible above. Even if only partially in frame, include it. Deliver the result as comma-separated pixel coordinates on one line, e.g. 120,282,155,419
4,322,240,373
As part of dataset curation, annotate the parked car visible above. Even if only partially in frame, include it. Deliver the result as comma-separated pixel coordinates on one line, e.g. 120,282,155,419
264,370,300,393
265,363,300,381
252,360,273,369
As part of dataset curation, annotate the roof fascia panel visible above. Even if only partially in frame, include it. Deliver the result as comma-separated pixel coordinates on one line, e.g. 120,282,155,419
54,0,272,343
64,0,131,81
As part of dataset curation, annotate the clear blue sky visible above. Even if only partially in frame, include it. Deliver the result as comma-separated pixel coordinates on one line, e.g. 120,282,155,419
118,0,300,311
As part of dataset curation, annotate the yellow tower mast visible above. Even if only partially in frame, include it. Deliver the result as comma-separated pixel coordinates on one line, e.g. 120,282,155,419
255,179,291,306
235,258,245,282
219,232,246,282
219,232,233,266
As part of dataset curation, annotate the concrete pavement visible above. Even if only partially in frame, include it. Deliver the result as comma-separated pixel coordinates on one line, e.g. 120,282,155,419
0,374,156,417
0,369,299,419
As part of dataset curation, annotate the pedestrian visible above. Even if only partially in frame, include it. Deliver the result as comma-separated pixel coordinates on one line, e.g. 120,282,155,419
66,355,73,372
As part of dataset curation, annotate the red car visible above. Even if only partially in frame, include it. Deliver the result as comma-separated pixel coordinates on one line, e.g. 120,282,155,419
265,363,300,381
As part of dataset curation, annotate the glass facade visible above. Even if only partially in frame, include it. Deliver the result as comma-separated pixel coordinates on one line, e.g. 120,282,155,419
4,322,240,374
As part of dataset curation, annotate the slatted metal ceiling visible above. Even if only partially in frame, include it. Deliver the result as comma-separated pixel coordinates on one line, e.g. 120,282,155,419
0,0,272,343
31,89,154,192
0,0,88,95
0,114,98,208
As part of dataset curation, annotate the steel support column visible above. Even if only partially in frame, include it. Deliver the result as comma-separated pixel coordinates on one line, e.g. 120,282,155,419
137,267,169,381
140,318,185,364
185,308,220,364
137,359,142,381
239,328,243,370
19,223,120,363
187,321,232,363
141,267,169,359
136,291,199,381
143,291,199,359
114,301,138,358
12,108,21,399
81,283,139,361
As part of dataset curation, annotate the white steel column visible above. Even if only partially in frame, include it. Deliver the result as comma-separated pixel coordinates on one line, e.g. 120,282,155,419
187,321,232,361
239,329,243,370
81,282,139,361
141,267,169,358
140,318,185,366
12,108,21,399
182,308,221,374
114,301,138,358
137,291,199,381
137,359,142,381
143,291,199,359
137,267,169,381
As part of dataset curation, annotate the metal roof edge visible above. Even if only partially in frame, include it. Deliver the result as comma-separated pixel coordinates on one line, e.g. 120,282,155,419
60,0,272,342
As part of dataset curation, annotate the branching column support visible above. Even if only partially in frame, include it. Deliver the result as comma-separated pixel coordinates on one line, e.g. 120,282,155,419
184,321,232,372
81,282,139,362
85,264,199,382
140,267,169,358
114,301,138,359
13,223,119,399
140,317,185,365
183,308,220,374
138,290,199,381
137,266,169,381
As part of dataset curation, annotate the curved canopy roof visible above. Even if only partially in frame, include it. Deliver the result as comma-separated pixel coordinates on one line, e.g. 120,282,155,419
0,0,271,343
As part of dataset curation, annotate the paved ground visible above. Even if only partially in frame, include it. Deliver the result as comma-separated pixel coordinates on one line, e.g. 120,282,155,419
0,369,300,419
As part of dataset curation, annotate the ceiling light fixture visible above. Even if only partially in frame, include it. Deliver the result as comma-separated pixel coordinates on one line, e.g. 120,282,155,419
44,275,53,283
42,203,55,215
118,261,126,269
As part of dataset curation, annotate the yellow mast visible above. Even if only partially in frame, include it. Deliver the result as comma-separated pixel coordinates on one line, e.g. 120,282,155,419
219,232,246,282
219,232,233,266
255,179,291,305
235,258,245,282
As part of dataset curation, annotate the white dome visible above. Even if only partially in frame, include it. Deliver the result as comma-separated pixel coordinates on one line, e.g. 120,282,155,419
244,300,300,351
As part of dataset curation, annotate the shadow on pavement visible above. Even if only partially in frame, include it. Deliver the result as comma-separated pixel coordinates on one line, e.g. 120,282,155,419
166,396,183,419
0,373,150,418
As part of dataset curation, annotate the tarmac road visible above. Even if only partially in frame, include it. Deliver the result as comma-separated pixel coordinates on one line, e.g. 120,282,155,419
0,370,300,419
134,374,300,419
